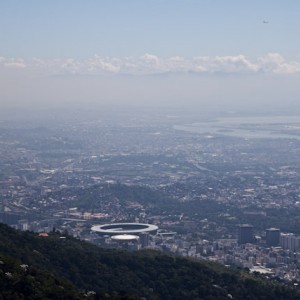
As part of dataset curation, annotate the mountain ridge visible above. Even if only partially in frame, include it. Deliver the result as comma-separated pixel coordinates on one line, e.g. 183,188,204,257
1,222,300,299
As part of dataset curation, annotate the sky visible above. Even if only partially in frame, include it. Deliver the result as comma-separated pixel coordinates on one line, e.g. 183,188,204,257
1,0,300,113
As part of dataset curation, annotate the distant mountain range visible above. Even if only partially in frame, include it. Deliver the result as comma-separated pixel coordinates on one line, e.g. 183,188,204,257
0,222,299,300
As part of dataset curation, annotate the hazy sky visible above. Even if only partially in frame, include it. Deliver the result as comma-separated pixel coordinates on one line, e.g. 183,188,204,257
1,0,300,113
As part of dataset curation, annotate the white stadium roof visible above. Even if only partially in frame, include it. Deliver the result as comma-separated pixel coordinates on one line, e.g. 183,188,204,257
91,222,158,235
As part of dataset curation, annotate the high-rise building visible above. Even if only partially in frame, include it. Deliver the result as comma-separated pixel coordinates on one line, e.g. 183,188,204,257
266,228,280,247
280,233,300,252
238,224,254,245
140,232,150,248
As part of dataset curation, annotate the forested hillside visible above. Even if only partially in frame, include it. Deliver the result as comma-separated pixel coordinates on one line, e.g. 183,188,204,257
0,223,300,300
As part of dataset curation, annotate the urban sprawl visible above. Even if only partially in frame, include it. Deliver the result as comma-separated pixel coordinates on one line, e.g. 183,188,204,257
1,108,300,285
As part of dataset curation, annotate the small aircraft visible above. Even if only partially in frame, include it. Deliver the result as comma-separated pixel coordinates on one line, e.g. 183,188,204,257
263,20,269,24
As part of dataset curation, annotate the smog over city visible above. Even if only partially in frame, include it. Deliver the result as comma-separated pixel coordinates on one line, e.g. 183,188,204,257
1,1,300,298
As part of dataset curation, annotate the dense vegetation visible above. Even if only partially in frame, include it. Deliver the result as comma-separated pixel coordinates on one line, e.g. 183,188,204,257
74,183,170,209
1,223,300,299
0,253,84,300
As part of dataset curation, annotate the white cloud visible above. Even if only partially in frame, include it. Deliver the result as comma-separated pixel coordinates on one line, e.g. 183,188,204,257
258,53,300,74
0,57,26,69
212,55,259,73
141,53,160,65
1,53,300,76
87,55,120,73
61,58,80,73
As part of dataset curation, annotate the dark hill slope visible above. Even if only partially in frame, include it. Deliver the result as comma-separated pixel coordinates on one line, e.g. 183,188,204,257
0,223,300,300
0,253,84,300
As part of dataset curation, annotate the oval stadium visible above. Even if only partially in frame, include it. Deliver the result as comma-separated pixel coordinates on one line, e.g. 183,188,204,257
91,223,158,236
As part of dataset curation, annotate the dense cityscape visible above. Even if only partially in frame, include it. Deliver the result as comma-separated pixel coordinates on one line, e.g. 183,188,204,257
1,108,300,285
